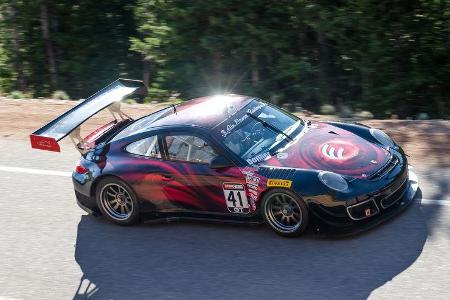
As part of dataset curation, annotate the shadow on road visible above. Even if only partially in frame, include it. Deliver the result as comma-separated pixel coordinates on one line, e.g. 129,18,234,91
73,193,429,300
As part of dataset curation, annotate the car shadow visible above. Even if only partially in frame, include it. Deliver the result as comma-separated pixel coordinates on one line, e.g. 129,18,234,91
73,192,429,300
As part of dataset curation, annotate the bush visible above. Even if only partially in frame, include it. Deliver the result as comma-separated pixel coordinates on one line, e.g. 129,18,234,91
338,105,353,118
143,86,170,103
416,113,429,120
8,90,25,99
51,90,70,100
320,104,336,115
353,110,374,119
124,98,137,104
281,103,296,112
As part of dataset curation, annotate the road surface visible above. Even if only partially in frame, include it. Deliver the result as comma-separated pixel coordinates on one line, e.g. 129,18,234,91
0,139,449,300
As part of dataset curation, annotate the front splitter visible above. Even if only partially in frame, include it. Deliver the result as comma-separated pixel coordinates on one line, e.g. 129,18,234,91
314,165,419,237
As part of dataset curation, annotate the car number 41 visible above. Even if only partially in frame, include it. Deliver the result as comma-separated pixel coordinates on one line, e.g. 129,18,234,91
222,183,250,214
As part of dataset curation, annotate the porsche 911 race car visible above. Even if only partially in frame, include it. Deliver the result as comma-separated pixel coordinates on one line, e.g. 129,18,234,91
30,79,419,237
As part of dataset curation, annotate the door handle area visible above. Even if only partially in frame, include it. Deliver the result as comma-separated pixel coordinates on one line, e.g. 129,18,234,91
161,174,173,181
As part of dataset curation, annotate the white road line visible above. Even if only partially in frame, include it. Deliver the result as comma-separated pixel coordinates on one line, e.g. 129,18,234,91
420,199,450,206
0,166,71,177
0,165,449,205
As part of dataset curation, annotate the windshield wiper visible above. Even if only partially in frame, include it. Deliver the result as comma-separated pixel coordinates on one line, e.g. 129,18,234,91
246,112,293,142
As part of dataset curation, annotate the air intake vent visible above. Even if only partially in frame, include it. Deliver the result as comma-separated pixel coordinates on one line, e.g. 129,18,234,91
368,155,399,180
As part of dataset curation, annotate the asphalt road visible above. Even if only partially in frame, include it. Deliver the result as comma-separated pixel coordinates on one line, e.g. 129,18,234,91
0,139,449,300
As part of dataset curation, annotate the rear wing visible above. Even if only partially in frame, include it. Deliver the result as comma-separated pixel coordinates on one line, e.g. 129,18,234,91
30,78,146,152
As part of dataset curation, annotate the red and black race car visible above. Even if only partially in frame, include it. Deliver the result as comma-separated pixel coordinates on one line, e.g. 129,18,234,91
31,79,419,237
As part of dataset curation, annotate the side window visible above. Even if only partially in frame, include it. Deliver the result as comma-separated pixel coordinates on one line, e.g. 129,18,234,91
126,135,161,158
165,135,218,164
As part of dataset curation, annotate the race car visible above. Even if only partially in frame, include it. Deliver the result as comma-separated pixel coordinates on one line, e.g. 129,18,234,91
30,79,419,237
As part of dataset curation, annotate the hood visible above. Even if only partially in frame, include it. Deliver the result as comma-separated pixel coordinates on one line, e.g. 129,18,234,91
262,122,391,178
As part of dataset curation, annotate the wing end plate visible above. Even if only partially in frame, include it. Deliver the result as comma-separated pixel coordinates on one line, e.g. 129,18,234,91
30,134,61,152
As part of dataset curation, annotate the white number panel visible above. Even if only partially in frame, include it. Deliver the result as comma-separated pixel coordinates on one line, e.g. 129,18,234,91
222,183,249,214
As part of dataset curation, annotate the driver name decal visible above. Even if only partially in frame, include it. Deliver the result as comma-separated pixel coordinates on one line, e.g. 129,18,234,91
220,114,247,138
222,183,250,214
219,102,266,138
246,152,270,165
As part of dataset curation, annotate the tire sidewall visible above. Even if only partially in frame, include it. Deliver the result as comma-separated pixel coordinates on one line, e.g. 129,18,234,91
96,177,140,225
261,188,309,237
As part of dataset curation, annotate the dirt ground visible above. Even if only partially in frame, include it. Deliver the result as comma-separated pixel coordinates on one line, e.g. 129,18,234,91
0,97,448,168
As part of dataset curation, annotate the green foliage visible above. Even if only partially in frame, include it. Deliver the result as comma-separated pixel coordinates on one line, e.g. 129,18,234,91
145,86,170,103
0,1,13,92
0,1,141,97
8,90,25,99
0,39,12,92
128,0,450,118
124,98,137,105
0,0,448,118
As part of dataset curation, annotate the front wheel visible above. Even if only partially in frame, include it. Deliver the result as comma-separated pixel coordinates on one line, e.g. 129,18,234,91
262,189,309,237
96,177,140,226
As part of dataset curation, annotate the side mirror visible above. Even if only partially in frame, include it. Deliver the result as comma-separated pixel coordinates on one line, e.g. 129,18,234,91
210,155,233,169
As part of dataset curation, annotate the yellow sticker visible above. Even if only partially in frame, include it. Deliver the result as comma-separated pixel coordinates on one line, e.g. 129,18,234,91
267,179,292,188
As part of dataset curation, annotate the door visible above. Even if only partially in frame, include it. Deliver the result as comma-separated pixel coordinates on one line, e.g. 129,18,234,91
123,134,176,210
160,133,249,214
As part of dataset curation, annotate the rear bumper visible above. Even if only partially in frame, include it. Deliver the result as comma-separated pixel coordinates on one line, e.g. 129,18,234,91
76,194,94,214
313,166,419,237
73,172,99,215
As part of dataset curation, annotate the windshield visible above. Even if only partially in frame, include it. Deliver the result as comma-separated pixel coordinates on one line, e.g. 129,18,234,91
110,107,172,142
220,100,303,165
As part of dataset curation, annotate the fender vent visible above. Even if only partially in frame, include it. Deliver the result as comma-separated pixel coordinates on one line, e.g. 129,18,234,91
257,167,296,180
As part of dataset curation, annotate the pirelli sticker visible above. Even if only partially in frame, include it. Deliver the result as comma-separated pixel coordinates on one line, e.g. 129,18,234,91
267,179,292,188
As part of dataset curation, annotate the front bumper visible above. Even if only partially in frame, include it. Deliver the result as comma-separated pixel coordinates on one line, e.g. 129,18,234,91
312,166,419,237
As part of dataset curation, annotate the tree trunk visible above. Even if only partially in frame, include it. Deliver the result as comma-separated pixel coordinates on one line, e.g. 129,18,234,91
212,52,222,88
317,31,332,105
142,60,150,87
10,0,26,91
251,50,259,86
40,3,58,89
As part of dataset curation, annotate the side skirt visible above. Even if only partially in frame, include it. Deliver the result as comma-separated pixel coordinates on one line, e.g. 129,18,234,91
141,211,263,225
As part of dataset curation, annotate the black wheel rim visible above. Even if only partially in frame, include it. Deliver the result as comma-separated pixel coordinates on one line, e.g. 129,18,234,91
100,183,134,221
265,193,302,233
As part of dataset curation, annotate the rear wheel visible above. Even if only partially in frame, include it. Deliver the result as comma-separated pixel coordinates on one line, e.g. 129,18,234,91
262,189,309,237
96,178,140,225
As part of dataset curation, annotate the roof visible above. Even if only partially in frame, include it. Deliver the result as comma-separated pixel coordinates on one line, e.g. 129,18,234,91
150,94,253,129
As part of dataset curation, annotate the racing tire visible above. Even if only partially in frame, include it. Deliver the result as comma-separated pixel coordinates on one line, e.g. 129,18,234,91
96,177,140,226
262,189,309,237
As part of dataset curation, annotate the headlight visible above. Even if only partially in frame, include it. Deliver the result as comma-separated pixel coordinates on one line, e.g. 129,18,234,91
370,128,395,147
318,171,349,192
